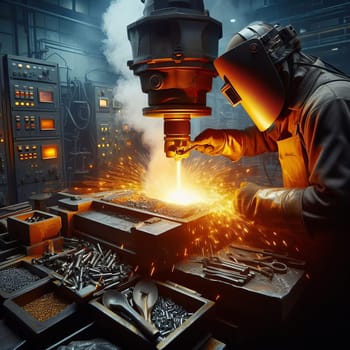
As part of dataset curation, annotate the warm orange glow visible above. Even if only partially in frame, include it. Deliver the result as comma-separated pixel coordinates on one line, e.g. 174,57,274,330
40,119,55,130
142,153,222,206
65,139,301,258
39,90,54,103
99,98,109,108
42,144,58,159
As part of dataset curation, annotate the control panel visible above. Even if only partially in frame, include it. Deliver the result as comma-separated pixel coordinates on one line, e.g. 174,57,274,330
10,82,59,110
7,57,58,83
12,111,60,138
0,54,64,203
14,140,61,184
90,85,123,172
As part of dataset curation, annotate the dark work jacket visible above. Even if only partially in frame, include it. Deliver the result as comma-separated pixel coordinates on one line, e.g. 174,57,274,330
224,57,350,237
222,57,350,321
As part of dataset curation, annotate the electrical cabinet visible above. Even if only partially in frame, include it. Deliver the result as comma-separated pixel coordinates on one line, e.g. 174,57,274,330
0,54,65,204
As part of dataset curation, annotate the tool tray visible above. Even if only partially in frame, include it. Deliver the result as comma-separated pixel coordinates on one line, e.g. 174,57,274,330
0,259,50,301
7,210,62,245
2,278,78,337
33,237,138,302
89,279,215,350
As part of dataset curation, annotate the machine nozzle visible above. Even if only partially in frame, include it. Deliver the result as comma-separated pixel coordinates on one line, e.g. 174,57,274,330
127,0,222,159
163,114,190,159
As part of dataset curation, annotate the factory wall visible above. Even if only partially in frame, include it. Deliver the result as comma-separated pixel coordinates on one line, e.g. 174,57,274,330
0,0,115,85
0,0,120,205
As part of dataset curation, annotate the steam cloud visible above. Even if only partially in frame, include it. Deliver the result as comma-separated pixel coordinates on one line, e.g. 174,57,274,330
102,0,183,192
101,0,253,202
101,1,205,195
102,0,163,151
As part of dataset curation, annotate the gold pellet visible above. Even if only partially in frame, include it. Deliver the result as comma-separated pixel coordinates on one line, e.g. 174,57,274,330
22,291,69,321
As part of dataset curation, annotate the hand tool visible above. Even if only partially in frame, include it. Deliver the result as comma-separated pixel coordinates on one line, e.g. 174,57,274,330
205,256,251,274
203,269,246,286
189,256,250,275
203,265,254,281
227,252,287,274
133,279,158,322
226,253,274,279
31,247,77,265
102,290,160,341
175,143,214,156
229,243,306,268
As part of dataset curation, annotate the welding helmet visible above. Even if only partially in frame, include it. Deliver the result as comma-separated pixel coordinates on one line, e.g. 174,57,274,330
214,22,299,131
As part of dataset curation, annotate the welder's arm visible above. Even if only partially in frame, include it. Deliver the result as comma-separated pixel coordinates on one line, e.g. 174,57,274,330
193,126,277,161
235,95,350,236
299,93,350,235
234,182,306,233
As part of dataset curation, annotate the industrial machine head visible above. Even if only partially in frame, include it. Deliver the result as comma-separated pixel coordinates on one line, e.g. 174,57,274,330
127,0,222,158
214,22,300,131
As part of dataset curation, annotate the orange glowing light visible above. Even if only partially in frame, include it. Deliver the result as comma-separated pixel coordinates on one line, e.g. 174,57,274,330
184,247,188,257
143,156,221,206
40,119,55,130
41,144,58,159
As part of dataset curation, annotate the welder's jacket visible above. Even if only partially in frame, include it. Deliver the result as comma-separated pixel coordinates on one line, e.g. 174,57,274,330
222,58,350,236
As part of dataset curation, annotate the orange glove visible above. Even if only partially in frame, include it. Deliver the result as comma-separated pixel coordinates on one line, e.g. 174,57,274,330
193,128,226,155
193,128,244,161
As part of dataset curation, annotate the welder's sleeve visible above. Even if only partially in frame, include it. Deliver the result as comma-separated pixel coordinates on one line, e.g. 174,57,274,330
235,83,350,235
299,84,350,235
234,182,306,232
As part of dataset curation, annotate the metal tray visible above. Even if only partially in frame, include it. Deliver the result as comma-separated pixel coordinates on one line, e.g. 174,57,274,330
3,279,78,336
89,279,215,350
0,259,50,300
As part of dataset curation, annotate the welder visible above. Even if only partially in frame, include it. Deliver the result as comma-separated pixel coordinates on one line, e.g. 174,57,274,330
193,21,350,346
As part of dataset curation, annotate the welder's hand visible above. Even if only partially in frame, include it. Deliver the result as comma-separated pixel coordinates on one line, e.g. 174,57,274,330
193,128,244,161
234,182,261,219
193,128,226,155
234,182,306,232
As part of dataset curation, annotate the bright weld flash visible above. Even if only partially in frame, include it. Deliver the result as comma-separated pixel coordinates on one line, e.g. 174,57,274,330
165,159,206,205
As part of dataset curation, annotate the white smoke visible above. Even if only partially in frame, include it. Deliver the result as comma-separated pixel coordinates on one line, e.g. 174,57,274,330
102,0,179,195
102,0,163,150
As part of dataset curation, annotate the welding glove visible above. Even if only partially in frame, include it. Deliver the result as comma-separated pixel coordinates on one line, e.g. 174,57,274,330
193,128,244,161
234,182,306,233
